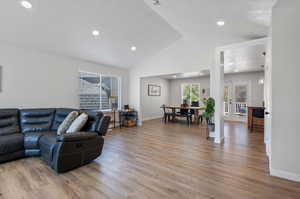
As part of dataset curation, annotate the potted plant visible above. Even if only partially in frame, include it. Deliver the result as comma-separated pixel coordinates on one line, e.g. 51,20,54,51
202,97,215,132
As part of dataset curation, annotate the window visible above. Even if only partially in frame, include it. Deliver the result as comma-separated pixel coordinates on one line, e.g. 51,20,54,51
181,83,200,105
79,71,121,110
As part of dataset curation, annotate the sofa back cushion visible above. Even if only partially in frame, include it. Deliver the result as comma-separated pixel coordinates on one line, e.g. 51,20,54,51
0,109,20,136
51,108,78,131
20,109,55,133
66,113,88,134
80,110,103,132
57,111,79,135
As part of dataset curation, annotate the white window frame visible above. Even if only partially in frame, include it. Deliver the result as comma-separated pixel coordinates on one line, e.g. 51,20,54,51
181,83,201,105
79,71,122,111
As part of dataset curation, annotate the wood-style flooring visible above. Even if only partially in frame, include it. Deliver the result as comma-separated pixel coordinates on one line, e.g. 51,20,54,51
0,120,300,199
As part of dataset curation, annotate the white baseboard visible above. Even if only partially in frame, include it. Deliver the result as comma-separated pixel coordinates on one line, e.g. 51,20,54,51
209,132,215,138
270,168,300,182
142,116,162,121
214,136,224,144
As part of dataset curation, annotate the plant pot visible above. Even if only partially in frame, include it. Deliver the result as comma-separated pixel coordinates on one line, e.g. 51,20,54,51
208,123,215,132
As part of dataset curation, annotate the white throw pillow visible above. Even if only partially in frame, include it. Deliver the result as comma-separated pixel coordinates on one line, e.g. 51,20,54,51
66,113,89,134
57,111,79,135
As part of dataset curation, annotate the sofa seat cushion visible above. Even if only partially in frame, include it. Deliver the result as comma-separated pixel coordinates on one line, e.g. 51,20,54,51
0,133,24,154
24,132,48,149
39,133,57,164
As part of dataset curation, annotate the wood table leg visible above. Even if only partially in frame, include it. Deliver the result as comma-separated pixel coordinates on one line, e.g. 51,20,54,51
172,108,176,121
195,109,199,124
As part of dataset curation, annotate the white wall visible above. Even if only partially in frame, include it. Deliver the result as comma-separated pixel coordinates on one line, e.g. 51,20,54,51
0,42,128,109
141,77,170,121
128,37,217,120
270,0,300,182
169,71,264,107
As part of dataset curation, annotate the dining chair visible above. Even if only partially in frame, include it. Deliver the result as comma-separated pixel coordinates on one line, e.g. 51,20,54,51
190,101,199,123
176,105,192,125
190,101,204,125
161,105,172,123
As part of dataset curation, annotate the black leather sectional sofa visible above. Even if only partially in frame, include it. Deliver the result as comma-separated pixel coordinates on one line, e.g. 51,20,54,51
0,108,110,173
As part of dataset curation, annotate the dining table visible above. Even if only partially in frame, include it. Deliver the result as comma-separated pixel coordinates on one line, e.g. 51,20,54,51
161,105,205,123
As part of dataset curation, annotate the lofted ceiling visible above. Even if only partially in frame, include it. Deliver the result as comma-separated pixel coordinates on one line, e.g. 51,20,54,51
143,0,275,42
0,0,180,68
0,0,275,69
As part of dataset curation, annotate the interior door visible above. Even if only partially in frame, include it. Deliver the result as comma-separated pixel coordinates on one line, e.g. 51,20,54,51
264,38,272,157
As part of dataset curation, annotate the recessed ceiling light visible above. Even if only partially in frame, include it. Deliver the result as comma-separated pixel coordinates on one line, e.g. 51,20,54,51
153,0,160,6
92,30,100,37
131,46,137,51
217,21,225,26
20,1,32,9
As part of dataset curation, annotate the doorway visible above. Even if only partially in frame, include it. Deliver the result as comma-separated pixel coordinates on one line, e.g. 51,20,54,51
214,38,269,145
224,82,249,122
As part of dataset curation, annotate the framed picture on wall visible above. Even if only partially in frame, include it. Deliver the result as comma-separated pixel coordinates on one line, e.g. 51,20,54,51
148,84,161,96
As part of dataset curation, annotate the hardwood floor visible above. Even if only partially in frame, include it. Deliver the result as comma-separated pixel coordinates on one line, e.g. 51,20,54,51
1,120,300,199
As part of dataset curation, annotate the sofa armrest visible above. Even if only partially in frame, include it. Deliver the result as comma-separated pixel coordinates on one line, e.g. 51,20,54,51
56,132,98,142
97,116,111,136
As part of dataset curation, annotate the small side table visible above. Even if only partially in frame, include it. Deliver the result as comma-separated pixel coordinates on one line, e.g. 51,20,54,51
119,110,138,128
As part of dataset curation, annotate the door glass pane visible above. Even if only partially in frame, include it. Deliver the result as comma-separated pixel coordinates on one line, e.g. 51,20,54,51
234,85,247,115
79,72,101,109
235,85,247,103
224,86,229,114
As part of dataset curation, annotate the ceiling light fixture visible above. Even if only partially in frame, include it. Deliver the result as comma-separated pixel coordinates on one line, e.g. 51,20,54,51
153,0,160,6
20,1,32,9
92,30,100,37
258,79,264,85
131,46,137,51
217,21,225,26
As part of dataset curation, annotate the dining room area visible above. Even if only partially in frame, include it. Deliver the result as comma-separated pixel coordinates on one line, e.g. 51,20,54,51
140,53,265,141
140,70,213,138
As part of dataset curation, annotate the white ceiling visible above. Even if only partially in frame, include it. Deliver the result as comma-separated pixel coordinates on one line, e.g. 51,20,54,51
224,43,266,73
144,0,275,42
0,0,275,69
0,0,180,68
154,42,266,80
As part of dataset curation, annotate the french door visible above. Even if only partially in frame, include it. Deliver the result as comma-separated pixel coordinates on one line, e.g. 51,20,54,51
224,82,249,122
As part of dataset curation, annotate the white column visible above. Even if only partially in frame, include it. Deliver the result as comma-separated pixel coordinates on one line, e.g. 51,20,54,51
211,51,224,143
